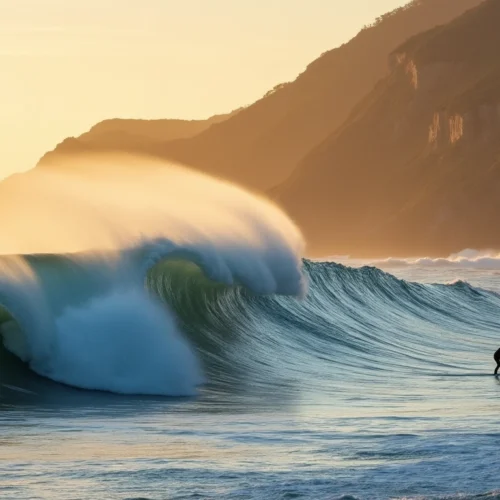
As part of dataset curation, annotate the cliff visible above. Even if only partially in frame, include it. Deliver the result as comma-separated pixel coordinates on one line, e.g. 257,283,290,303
275,0,500,257
38,0,482,191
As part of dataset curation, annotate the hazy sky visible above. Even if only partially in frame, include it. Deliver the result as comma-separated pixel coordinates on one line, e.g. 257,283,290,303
1,0,407,178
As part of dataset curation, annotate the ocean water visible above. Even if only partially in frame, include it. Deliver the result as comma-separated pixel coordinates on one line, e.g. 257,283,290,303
1,252,500,500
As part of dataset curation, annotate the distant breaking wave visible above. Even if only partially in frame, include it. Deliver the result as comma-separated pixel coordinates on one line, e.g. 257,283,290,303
370,249,500,269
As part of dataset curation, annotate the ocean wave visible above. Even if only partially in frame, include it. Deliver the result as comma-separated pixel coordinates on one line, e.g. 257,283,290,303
3,252,500,397
149,260,500,391
1,157,500,397
0,154,305,396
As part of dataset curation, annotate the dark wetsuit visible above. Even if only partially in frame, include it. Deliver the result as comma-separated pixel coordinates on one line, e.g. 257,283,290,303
495,348,500,375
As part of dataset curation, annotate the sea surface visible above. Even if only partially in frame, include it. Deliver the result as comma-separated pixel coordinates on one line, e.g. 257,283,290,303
1,255,499,500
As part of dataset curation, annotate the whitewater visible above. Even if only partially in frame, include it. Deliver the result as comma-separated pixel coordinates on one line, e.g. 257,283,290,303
0,154,304,396
0,155,499,499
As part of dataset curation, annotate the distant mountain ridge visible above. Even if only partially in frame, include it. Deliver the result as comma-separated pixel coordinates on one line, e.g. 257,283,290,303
38,110,241,167
38,0,482,193
276,0,500,257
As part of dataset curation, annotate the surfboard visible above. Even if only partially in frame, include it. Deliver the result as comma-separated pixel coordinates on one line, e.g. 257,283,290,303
1,384,36,395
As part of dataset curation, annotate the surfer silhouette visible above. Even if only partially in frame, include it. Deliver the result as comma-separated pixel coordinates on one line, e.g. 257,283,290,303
494,348,500,375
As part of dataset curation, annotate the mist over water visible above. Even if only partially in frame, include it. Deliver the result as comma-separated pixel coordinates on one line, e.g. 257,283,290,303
0,153,305,257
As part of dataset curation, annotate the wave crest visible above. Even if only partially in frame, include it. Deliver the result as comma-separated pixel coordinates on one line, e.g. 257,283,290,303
0,154,305,396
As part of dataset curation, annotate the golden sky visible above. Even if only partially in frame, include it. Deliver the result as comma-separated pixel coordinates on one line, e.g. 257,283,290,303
1,0,407,179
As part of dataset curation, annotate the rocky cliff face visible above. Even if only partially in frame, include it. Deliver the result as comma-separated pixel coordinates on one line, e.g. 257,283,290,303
32,0,497,258
276,0,500,257
37,0,482,192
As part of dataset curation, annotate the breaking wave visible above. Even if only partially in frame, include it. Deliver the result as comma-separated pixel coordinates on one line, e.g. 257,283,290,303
370,249,500,269
1,155,499,398
0,154,305,396
4,252,500,398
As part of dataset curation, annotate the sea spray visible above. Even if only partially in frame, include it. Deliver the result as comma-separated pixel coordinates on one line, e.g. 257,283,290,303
0,154,306,395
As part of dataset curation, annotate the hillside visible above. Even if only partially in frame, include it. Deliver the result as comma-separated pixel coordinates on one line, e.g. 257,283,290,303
38,110,239,167
38,0,482,191
276,0,500,257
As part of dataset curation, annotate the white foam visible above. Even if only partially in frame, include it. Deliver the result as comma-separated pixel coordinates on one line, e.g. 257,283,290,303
0,154,306,395
49,289,203,396
371,249,500,270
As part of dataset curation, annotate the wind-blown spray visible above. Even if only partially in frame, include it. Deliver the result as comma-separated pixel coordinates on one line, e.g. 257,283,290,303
0,154,306,395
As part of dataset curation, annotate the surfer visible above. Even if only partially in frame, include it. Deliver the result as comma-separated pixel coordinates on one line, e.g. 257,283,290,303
495,348,500,375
